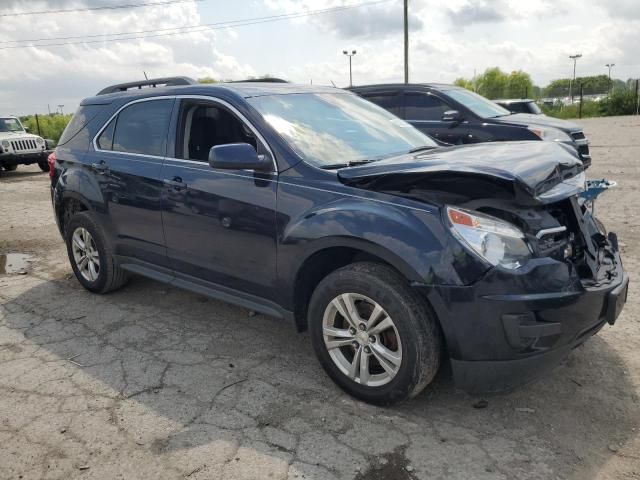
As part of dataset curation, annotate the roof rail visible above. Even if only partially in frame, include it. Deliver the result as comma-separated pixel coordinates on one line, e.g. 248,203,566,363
96,76,197,95
229,77,289,83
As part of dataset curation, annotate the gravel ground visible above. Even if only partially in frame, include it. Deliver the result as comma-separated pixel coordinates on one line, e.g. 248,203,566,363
1,116,639,480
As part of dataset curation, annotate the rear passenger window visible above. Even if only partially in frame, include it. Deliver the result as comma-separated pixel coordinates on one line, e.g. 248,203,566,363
404,93,448,121
97,99,173,156
362,93,403,116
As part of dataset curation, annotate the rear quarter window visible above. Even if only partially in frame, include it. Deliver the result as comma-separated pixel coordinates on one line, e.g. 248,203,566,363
58,105,104,145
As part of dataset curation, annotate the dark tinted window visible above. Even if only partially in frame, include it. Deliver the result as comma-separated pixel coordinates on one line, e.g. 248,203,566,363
97,118,115,150
404,93,449,121
110,99,173,156
178,101,258,162
58,105,104,145
362,93,403,116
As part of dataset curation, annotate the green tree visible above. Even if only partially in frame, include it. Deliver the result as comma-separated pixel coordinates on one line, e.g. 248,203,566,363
21,114,72,144
600,90,637,116
198,77,217,84
453,77,474,90
504,70,534,99
475,67,508,99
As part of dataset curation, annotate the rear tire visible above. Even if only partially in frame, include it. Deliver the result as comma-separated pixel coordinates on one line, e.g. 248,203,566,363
65,212,128,293
308,262,441,405
3,164,17,171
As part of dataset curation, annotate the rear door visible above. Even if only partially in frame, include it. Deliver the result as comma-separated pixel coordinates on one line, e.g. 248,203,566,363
403,91,468,144
160,97,278,301
87,97,174,267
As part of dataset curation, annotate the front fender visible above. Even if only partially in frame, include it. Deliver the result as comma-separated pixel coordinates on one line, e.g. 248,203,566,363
279,196,483,291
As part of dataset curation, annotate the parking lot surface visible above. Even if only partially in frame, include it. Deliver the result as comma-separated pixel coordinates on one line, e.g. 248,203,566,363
1,116,639,480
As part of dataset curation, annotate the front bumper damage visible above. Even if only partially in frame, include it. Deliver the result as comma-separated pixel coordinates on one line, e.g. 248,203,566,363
417,193,628,393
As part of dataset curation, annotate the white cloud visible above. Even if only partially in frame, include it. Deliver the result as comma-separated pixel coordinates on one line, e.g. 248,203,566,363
0,1,253,114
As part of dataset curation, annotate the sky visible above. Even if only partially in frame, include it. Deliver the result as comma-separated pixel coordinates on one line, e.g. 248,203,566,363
1,0,639,115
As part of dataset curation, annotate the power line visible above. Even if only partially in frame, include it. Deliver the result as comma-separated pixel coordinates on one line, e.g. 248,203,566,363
0,0,203,17
0,0,391,50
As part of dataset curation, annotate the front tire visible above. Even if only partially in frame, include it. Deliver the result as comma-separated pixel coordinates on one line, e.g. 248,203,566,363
3,164,17,171
65,212,128,293
38,160,50,172
308,262,441,405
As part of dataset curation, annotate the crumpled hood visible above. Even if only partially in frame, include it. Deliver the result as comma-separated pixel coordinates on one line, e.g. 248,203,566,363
493,113,582,133
337,141,584,203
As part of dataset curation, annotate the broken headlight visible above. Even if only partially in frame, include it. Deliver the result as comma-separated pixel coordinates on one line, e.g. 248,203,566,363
446,206,532,269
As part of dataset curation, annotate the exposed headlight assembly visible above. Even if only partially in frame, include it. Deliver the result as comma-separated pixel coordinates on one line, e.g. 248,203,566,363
528,126,572,142
1,140,9,148
446,206,532,269
36,137,44,145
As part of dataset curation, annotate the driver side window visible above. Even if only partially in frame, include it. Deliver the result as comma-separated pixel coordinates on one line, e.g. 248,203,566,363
177,101,258,162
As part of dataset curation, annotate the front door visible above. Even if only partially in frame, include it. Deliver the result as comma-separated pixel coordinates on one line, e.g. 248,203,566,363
160,98,278,300
403,91,469,145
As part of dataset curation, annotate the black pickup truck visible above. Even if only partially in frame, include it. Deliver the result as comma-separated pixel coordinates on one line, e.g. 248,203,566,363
350,84,591,167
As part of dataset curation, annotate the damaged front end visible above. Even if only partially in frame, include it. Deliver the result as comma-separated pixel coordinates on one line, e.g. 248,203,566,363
337,142,628,392
337,142,621,291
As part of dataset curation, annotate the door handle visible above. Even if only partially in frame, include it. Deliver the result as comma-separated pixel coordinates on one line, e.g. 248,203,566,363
163,177,186,190
91,162,109,174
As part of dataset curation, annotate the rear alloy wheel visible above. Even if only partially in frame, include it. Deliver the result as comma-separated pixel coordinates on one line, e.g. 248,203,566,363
309,262,441,405
65,212,128,293
71,227,101,282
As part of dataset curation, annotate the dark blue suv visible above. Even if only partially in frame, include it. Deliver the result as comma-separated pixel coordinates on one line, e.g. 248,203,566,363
50,77,627,405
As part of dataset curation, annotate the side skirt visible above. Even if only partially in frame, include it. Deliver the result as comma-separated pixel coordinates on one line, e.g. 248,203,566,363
117,256,294,322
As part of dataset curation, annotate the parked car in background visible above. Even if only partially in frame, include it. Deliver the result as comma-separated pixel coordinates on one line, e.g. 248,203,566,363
49,78,626,404
0,116,51,172
494,98,544,115
350,84,592,167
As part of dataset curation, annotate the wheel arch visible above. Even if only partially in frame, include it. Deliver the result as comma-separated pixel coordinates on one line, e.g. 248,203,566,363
289,237,425,333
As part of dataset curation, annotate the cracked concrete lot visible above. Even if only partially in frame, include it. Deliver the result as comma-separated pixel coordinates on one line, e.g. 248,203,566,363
1,116,639,480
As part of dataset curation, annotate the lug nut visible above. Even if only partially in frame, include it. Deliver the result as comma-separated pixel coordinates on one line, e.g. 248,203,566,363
369,336,376,343
349,327,356,335
351,341,359,349
364,346,371,354
358,323,366,331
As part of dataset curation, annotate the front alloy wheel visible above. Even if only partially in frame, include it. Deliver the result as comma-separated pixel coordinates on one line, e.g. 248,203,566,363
323,293,402,387
309,262,442,405
71,227,100,282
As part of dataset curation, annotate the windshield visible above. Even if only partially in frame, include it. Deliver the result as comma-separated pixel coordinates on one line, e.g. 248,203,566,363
0,118,25,133
247,92,436,168
446,89,511,118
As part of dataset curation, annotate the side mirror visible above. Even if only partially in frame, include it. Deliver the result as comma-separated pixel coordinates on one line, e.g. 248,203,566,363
208,143,272,171
442,110,463,122
24,126,30,133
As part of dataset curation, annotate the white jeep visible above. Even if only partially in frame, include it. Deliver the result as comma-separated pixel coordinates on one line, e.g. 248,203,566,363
0,116,50,172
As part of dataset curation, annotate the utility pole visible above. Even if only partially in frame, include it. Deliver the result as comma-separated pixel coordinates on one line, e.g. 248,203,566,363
403,0,408,83
605,63,615,94
57,104,64,115
568,53,582,104
342,50,356,87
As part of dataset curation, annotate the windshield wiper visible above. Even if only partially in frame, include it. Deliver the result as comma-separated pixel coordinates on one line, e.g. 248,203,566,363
320,159,375,170
408,145,438,153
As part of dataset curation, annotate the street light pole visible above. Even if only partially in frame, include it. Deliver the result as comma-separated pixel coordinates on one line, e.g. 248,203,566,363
342,50,356,87
605,63,615,94
404,0,408,83
568,53,582,104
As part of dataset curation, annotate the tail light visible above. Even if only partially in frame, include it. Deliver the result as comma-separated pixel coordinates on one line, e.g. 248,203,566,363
48,151,56,179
